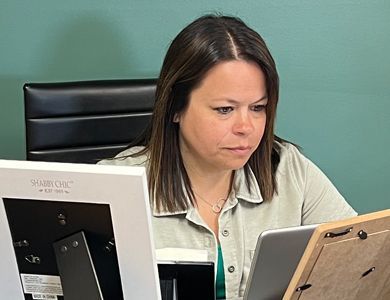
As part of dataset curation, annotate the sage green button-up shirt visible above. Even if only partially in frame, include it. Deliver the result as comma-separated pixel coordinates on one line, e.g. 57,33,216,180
99,143,357,300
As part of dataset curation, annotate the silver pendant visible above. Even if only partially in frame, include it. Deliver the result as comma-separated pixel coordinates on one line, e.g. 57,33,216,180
211,199,225,214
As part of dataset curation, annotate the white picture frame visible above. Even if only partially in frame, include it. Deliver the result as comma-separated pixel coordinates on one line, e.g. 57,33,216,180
0,159,161,300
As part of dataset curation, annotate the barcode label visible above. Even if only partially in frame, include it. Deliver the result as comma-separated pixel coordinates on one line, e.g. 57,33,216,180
20,274,63,298
32,294,57,299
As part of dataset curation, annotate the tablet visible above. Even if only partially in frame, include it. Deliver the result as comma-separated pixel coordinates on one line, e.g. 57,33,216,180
244,224,317,300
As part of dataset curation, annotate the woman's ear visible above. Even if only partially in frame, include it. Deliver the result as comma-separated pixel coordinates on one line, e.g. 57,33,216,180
173,113,180,123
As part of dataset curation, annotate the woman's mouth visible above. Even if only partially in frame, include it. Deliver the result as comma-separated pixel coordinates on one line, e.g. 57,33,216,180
226,146,252,156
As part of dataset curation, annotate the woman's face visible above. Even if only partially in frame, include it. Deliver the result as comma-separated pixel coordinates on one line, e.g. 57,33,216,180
176,60,268,174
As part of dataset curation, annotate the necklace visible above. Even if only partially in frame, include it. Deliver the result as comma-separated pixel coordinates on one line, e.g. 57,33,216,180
194,191,226,214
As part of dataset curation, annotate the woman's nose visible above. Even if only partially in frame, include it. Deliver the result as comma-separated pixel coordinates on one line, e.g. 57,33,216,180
232,112,254,135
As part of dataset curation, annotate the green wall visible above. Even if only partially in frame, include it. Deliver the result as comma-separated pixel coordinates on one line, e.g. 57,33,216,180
1,1,389,213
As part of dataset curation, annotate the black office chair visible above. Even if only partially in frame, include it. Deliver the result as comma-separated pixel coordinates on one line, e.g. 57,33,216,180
24,79,157,164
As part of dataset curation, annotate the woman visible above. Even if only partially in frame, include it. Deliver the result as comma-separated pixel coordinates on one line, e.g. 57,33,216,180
99,14,356,300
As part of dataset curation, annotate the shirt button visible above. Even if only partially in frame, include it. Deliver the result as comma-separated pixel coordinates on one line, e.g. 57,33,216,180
222,229,229,237
228,266,235,273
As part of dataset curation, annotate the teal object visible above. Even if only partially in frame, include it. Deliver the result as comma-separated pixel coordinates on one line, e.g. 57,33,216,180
216,245,226,299
1,1,389,214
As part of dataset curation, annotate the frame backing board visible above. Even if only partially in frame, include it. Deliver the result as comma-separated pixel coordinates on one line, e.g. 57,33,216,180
284,209,390,300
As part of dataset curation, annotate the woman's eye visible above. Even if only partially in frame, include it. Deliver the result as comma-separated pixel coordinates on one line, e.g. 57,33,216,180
252,104,266,112
215,107,233,114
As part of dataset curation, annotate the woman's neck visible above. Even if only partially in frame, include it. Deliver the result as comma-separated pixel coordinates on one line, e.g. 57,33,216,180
186,165,233,201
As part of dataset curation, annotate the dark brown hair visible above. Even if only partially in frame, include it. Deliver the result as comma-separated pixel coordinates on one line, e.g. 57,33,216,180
133,14,283,212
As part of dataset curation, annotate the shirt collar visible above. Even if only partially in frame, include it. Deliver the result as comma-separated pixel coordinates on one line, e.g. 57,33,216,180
232,167,263,204
152,167,263,217
152,205,187,217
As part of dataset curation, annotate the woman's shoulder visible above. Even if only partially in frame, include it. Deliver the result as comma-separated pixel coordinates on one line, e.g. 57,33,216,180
275,140,307,173
276,140,300,154
97,146,148,167
275,140,357,222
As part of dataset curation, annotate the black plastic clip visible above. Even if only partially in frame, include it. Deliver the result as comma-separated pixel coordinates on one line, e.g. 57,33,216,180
296,284,312,292
325,227,353,238
362,267,375,278
104,238,116,253
25,254,41,264
13,240,29,248
57,212,67,226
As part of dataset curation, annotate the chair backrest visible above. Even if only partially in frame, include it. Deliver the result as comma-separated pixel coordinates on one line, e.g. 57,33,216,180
24,79,157,163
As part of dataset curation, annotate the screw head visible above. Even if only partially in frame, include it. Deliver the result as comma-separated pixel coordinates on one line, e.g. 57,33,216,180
60,245,68,253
